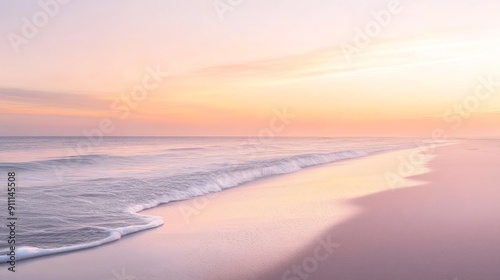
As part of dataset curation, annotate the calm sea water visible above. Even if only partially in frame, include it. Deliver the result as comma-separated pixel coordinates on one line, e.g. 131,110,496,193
0,137,423,262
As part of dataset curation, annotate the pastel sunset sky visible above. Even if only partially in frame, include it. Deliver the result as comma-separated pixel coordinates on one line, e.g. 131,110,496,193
1,0,499,137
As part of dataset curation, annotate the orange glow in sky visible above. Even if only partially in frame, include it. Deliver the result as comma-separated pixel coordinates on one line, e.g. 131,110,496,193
1,1,499,137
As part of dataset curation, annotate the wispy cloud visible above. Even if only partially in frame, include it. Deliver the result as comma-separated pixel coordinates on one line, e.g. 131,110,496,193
186,33,500,86
0,88,108,109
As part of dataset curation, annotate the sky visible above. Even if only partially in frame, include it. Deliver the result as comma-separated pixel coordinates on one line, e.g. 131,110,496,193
1,0,499,137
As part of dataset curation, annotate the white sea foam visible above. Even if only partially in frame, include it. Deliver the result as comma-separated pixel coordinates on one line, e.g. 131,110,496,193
0,217,163,263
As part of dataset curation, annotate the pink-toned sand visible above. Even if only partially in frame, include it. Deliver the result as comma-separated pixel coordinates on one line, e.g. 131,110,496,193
1,140,499,280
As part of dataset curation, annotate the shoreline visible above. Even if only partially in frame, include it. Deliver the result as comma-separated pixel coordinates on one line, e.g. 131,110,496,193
0,145,433,279
3,140,498,279
0,145,421,265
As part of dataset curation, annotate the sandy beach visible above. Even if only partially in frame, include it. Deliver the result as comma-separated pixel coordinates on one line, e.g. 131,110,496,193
1,139,499,280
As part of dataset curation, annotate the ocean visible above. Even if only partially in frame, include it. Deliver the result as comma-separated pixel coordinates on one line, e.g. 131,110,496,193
0,137,423,262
